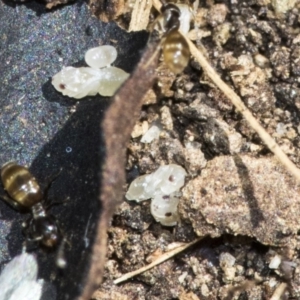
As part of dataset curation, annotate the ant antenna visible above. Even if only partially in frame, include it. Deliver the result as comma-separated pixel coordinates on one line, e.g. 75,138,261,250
56,236,68,269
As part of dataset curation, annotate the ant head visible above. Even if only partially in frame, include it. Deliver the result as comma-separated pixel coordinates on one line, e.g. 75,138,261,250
39,215,60,247
161,3,181,33
26,214,60,248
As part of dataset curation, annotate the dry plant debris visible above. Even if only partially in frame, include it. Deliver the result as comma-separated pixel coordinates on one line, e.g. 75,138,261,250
114,237,202,284
129,0,153,31
270,282,288,300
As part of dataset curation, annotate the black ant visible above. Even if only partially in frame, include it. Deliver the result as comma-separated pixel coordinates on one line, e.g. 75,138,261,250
0,162,66,267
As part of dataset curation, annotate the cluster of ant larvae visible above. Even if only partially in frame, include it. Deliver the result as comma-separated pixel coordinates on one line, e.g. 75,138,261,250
126,164,187,226
52,45,129,99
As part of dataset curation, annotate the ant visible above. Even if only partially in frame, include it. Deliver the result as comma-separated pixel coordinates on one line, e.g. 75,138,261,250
0,162,66,267
159,1,191,74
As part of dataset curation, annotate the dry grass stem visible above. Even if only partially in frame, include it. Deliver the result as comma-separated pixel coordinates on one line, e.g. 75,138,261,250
152,0,161,11
270,282,287,300
129,0,153,31
186,38,300,183
113,237,203,284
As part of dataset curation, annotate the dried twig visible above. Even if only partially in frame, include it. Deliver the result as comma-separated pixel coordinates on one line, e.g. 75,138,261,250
129,0,153,32
114,237,203,284
270,282,287,300
79,35,160,300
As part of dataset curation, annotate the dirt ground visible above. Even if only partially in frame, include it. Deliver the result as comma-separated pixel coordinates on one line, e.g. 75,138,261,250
93,1,300,299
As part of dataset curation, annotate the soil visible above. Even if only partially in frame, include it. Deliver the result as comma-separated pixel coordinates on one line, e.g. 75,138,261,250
93,1,300,299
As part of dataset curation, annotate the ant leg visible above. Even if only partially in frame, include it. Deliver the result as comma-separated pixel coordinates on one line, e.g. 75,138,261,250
26,236,43,242
0,194,22,211
43,168,63,207
22,218,43,245
45,196,70,212
22,238,41,253
56,236,68,269
55,223,71,269
22,225,42,252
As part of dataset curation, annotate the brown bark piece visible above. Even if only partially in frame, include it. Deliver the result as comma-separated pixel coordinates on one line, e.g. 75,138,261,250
78,35,160,299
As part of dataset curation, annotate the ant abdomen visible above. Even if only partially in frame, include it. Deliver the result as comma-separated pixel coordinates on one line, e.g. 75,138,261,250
163,29,190,74
1,162,43,208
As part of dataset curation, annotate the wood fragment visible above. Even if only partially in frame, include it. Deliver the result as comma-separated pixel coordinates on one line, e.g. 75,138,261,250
152,0,162,11
129,0,153,32
270,283,288,300
78,34,160,300
114,237,202,284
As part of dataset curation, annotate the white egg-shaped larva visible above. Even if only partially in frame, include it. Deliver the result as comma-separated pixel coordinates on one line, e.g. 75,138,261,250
97,67,129,97
85,45,118,69
126,164,187,203
152,164,187,195
52,45,130,99
177,4,193,34
125,174,154,202
52,66,102,99
150,193,180,226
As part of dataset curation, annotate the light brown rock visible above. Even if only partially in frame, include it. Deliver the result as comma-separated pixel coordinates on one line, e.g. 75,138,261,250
179,155,300,247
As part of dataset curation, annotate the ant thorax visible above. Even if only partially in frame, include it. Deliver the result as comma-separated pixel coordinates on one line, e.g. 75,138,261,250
154,3,193,35
31,202,47,219
161,3,181,33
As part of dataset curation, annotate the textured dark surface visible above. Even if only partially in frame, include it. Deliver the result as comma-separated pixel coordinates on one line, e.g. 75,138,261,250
0,1,148,299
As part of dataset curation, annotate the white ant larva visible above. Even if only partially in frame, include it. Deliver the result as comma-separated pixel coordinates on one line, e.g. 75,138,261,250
52,45,129,99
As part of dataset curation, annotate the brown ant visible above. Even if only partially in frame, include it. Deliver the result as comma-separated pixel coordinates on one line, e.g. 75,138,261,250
159,1,191,74
0,162,66,267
